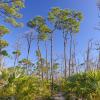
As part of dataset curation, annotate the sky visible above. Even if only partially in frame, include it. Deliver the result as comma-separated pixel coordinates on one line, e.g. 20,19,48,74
2,0,100,67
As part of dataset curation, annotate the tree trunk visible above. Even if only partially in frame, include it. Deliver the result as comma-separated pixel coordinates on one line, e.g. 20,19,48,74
45,41,48,80
50,32,54,95
0,48,2,69
72,39,76,74
37,39,43,80
27,43,31,60
14,55,17,77
63,31,67,79
14,56,17,67
69,33,73,76
97,49,100,69
86,40,92,71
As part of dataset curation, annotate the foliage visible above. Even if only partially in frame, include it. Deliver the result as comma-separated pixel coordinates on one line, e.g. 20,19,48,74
48,7,83,33
0,26,9,36
1,3,99,100
1,50,9,56
63,71,100,100
1,69,100,100
27,16,51,40
0,40,8,49
0,39,9,57
12,50,21,57
0,68,52,100
19,58,33,65
0,0,25,27
0,0,25,69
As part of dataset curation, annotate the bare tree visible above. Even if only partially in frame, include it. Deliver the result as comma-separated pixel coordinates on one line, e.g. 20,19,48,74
95,42,100,69
86,39,93,71
24,30,34,60
23,30,34,74
13,39,22,67
71,38,76,74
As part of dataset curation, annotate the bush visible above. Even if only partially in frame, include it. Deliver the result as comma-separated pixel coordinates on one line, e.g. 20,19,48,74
63,71,100,100
0,70,52,100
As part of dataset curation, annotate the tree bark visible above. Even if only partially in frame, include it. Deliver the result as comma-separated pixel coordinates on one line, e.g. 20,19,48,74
69,33,73,76
14,55,17,67
50,32,54,94
45,41,48,80
37,39,43,80
63,31,67,79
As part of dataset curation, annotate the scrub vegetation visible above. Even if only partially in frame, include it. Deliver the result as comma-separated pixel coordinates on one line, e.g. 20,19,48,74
0,0,100,100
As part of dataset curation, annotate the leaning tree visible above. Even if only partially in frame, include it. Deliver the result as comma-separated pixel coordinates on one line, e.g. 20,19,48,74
48,7,83,77
48,7,70,79
0,26,9,68
0,0,25,68
38,27,51,80
27,16,51,80
66,10,83,76
0,0,24,27
48,7,60,93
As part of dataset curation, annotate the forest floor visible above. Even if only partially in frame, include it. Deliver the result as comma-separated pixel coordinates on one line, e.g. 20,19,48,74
52,92,65,100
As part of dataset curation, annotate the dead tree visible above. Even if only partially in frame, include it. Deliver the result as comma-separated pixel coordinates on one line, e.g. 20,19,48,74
95,42,100,69
71,39,76,74
23,30,34,74
13,39,22,67
86,39,92,71
24,30,34,60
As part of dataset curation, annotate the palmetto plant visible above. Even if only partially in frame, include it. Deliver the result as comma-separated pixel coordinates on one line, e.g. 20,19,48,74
64,71,100,100
0,68,52,100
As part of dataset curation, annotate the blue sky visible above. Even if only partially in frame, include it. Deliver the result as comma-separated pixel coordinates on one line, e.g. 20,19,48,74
2,0,100,66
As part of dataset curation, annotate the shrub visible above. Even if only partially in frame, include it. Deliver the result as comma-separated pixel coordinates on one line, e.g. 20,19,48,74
64,71,100,100
0,70,52,100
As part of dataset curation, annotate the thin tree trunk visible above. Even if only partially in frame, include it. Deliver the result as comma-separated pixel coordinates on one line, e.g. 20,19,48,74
26,43,31,75
86,40,92,71
71,39,76,74
63,31,67,79
14,55,17,67
26,31,33,60
0,48,2,69
51,32,54,95
37,39,43,80
45,41,48,80
86,42,90,71
69,33,73,76
97,49,100,69
0,58,1,68
14,55,17,76
27,43,31,60
50,29,55,95
37,40,40,77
